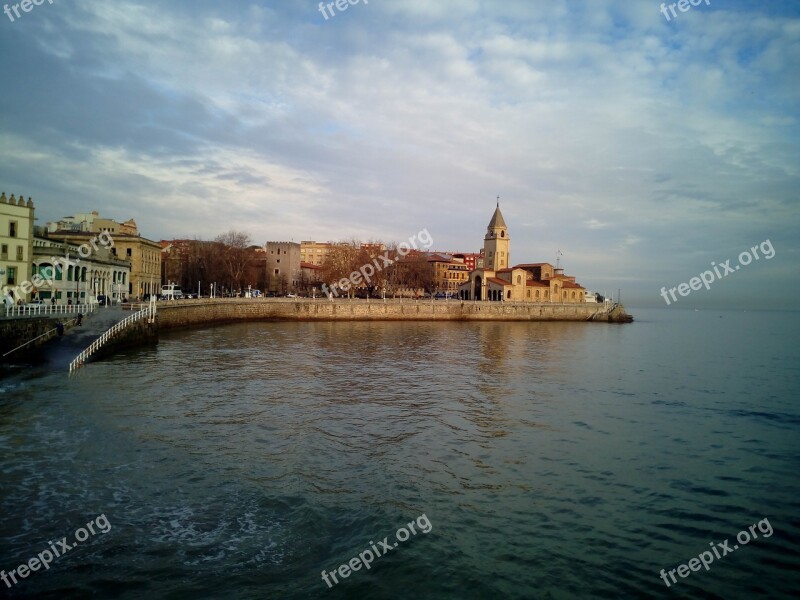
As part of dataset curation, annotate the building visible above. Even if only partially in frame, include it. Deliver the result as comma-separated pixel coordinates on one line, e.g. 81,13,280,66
459,203,586,303
426,253,470,294
31,236,131,303
46,210,138,235
300,241,333,266
300,261,324,293
0,192,35,304
453,252,484,271
265,241,301,293
47,230,161,299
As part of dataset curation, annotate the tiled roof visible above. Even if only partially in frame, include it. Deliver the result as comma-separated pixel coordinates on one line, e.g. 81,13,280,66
487,277,510,286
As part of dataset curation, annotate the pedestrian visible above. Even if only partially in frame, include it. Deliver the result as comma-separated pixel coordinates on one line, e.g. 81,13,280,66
50,296,56,306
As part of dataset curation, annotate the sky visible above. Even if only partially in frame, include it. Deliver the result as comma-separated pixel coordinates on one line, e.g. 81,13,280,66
1,0,798,308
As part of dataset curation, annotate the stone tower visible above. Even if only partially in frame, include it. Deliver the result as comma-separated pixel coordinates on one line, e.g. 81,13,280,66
484,199,509,271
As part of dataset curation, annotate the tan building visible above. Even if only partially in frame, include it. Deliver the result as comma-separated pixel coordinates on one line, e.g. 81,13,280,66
265,241,301,293
426,253,470,293
46,210,138,235
459,204,586,303
300,241,333,266
47,230,161,299
0,192,35,304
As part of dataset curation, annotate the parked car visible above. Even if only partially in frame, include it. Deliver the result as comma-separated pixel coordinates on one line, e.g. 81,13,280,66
26,299,44,308
286,293,297,298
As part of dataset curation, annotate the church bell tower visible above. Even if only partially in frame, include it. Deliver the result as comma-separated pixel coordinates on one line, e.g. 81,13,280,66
484,197,509,271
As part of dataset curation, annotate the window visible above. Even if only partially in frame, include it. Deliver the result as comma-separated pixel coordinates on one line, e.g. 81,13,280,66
127,248,132,257
1,244,7,258
9,221,17,237
16,245,23,260
6,266,16,285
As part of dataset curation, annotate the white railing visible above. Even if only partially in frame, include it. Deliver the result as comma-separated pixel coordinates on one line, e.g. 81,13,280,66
4,303,97,318
69,303,156,372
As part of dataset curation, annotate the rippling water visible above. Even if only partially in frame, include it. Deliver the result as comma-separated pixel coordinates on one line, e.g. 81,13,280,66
1,308,798,598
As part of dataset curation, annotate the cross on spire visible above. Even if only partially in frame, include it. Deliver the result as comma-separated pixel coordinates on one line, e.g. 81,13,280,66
496,195,500,208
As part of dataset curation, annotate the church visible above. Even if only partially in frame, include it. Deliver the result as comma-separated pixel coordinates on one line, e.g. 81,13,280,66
458,203,587,303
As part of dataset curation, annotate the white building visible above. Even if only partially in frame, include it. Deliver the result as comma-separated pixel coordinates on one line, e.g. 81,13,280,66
32,236,131,304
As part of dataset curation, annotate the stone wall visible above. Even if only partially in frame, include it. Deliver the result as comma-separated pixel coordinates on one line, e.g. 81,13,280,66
154,299,631,330
0,316,77,358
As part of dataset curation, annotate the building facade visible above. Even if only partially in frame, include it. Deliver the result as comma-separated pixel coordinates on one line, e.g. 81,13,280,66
265,242,301,293
31,236,131,303
46,211,138,236
47,231,161,299
0,192,35,304
300,241,333,266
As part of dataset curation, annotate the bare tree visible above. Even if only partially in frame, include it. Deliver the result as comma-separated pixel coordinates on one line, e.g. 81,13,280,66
214,230,253,292
320,241,361,297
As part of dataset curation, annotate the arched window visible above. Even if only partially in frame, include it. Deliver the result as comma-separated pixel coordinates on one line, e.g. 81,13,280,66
517,275,521,284
572,292,576,299
507,290,511,299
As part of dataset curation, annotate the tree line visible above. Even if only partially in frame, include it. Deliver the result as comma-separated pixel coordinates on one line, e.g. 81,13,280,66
163,232,438,297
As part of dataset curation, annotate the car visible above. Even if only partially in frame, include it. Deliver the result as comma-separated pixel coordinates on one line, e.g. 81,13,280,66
25,299,44,308
286,293,297,298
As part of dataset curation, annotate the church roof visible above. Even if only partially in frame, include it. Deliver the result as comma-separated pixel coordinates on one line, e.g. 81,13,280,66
487,205,507,229
487,277,510,286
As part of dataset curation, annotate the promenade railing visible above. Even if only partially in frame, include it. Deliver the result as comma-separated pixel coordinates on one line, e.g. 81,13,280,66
4,303,97,318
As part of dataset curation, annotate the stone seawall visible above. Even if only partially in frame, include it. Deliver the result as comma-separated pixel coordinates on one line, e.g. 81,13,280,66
1,316,78,358
154,299,632,330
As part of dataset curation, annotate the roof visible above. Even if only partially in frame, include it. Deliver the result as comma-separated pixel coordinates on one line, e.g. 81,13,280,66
425,253,453,262
300,261,323,270
513,263,554,269
487,205,507,229
526,280,549,287
562,281,584,289
487,277,510,286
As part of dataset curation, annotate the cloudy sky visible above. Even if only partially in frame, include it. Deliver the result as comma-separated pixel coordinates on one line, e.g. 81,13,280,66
1,0,798,308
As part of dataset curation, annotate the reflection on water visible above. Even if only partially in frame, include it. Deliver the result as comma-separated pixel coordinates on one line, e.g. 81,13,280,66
0,311,798,599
